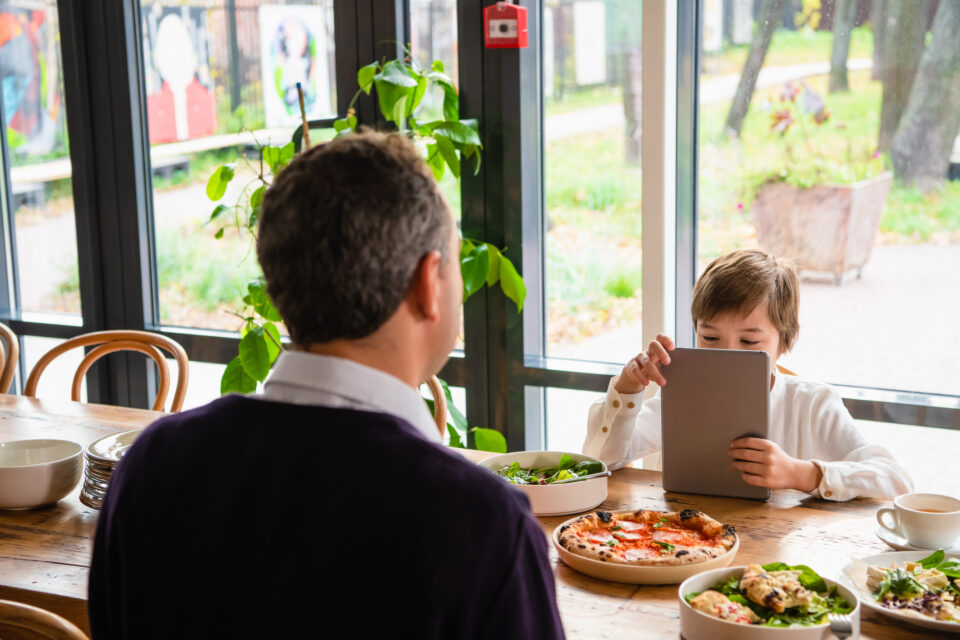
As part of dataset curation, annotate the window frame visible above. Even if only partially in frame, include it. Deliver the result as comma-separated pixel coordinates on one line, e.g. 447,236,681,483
0,0,955,435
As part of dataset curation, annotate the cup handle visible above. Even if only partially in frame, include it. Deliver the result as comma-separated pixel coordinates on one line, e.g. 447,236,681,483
877,507,900,536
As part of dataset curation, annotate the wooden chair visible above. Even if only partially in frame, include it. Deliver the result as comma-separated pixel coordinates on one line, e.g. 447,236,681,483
0,321,19,393
776,364,797,376
0,599,89,640
24,330,190,412
425,375,448,438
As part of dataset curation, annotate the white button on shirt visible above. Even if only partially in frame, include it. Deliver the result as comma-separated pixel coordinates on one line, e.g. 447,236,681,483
583,372,915,502
257,351,441,444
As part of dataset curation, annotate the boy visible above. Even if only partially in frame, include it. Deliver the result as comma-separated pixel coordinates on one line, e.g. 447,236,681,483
583,249,913,501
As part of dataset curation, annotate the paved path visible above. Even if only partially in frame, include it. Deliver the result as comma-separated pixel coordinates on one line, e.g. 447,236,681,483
545,58,872,141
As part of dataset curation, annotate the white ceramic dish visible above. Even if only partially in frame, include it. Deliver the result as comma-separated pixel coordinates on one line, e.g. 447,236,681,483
0,439,83,509
875,526,960,553
679,565,861,639
841,550,960,634
86,429,142,465
551,512,740,584
477,451,608,516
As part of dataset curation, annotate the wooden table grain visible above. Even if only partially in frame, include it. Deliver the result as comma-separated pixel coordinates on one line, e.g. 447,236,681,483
0,395,161,635
0,394,957,638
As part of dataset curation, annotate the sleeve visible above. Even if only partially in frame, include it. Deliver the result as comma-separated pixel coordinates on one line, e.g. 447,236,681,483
477,512,566,640
582,376,662,471
805,388,914,502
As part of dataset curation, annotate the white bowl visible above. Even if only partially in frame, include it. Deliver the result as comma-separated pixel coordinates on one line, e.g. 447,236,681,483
0,439,83,509
678,566,861,639
477,451,607,516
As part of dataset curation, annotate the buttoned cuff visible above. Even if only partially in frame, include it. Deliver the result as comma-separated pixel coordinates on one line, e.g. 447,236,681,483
811,459,843,501
597,376,644,431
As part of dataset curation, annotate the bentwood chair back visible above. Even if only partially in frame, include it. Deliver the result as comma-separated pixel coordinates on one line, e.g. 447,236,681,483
425,375,448,438
776,364,798,376
0,322,19,393
24,330,190,412
0,599,89,640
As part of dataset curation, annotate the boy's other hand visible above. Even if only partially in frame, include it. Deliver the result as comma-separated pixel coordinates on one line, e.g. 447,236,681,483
728,437,822,493
614,334,675,395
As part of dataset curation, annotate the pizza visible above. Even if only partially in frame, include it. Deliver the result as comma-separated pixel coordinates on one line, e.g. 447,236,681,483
556,508,736,566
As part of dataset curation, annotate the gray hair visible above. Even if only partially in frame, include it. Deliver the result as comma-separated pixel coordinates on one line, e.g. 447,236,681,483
256,131,451,345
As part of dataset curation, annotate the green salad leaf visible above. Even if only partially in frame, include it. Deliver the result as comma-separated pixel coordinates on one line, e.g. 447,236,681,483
918,549,960,579
494,456,603,485
874,567,926,600
687,563,852,627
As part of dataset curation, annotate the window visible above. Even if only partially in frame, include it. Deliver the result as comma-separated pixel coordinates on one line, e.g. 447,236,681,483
1,1,80,322
696,0,960,398
139,0,337,331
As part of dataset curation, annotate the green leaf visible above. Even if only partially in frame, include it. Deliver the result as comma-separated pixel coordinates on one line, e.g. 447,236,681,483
557,453,575,471
471,427,507,453
430,120,481,146
460,242,490,301
208,204,230,223
263,322,283,362
653,541,676,553
484,244,501,286
447,424,465,448
357,61,379,94
434,134,460,179
214,227,224,239
425,74,459,121
250,185,266,210
239,328,271,381
221,356,257,395
206,164,235,201
262,146,281,173
376,59,418,88
425,143,445,181
375,79,412,128
919,549,945,569
277,142,295,169
408,75,428,118
438,377,468,432
246,280,283,322
333,117,351,133
430,60,445,72
498,254,527,312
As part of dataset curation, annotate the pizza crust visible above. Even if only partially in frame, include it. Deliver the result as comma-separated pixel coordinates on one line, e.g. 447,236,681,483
556,509,736,567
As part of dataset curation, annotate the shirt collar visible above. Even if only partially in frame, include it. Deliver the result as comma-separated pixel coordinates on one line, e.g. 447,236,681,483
261,351,441,443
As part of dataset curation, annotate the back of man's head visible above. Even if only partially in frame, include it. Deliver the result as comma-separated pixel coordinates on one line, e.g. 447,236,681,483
257,132,452,347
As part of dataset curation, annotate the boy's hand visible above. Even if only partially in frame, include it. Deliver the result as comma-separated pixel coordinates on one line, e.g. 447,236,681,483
728,437,822,493
614,334,675,395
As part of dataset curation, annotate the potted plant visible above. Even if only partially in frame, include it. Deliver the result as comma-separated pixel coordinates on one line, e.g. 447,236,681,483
204,53,521,452
747,81,891,284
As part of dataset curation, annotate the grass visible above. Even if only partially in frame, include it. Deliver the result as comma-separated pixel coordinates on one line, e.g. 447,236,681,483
703,26,875,76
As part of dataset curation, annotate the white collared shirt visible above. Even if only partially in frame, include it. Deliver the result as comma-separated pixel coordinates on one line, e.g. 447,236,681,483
583,371,915,501
257,351,441,443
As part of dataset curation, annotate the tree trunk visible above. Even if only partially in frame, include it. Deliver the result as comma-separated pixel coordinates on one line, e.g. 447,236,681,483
877,0,928,151
621,49,642,165
724,0,788,138
871,0,885,81
890,0,960,191
829,0,858,92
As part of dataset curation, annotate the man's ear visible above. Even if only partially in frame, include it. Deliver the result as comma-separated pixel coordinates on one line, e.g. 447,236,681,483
409,251,443,320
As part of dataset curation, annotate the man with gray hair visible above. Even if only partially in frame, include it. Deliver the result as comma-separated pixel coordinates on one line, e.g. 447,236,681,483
88,132,565,639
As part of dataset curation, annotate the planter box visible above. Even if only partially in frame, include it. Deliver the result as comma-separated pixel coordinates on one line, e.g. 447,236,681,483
751,172,892,284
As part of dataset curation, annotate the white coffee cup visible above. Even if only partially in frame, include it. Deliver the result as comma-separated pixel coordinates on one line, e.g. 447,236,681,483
876,493,960,549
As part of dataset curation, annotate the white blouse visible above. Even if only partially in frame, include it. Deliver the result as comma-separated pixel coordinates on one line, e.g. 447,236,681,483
583,372,914,502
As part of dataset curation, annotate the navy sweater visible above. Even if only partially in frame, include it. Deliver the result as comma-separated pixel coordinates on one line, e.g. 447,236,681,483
88,395,565,639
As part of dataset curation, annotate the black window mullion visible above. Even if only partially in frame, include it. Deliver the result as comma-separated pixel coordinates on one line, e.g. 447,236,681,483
57,0,156,408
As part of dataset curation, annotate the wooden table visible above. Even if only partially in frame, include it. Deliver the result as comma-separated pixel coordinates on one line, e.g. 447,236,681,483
0,395,161,634
0,395,958,638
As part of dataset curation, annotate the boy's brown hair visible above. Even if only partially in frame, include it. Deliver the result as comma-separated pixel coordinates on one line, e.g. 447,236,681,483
691,249,800,351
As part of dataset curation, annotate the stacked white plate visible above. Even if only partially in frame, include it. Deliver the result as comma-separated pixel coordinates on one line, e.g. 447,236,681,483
79,430,142,510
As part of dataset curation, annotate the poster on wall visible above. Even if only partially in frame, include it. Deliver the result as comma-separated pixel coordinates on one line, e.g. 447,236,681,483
0,3,67,163
142,4,217,144
259,4,334,129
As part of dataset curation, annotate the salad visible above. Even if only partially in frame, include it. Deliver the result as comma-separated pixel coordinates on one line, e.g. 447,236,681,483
496,454,603,485
866,549,960,623
685,563,853,627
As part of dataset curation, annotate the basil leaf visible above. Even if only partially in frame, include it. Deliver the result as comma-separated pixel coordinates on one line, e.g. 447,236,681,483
603,540,617,547
653,541,675,552
653,518,668,529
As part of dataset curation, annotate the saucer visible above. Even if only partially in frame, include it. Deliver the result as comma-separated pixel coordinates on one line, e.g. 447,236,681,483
875,526,960,553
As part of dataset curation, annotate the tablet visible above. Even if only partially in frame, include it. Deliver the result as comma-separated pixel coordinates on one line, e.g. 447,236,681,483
660,348,770,500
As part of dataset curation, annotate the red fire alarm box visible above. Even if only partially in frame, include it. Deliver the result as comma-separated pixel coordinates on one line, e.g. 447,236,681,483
484,2,529,49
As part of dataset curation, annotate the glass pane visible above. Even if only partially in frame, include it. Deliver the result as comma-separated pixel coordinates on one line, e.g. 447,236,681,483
1,1,80,318
697,2,960,396
23,336,87,402
543,1,642,362
408,0,460,219
140,1,337,330
544,387,597,454
176,359,224,410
